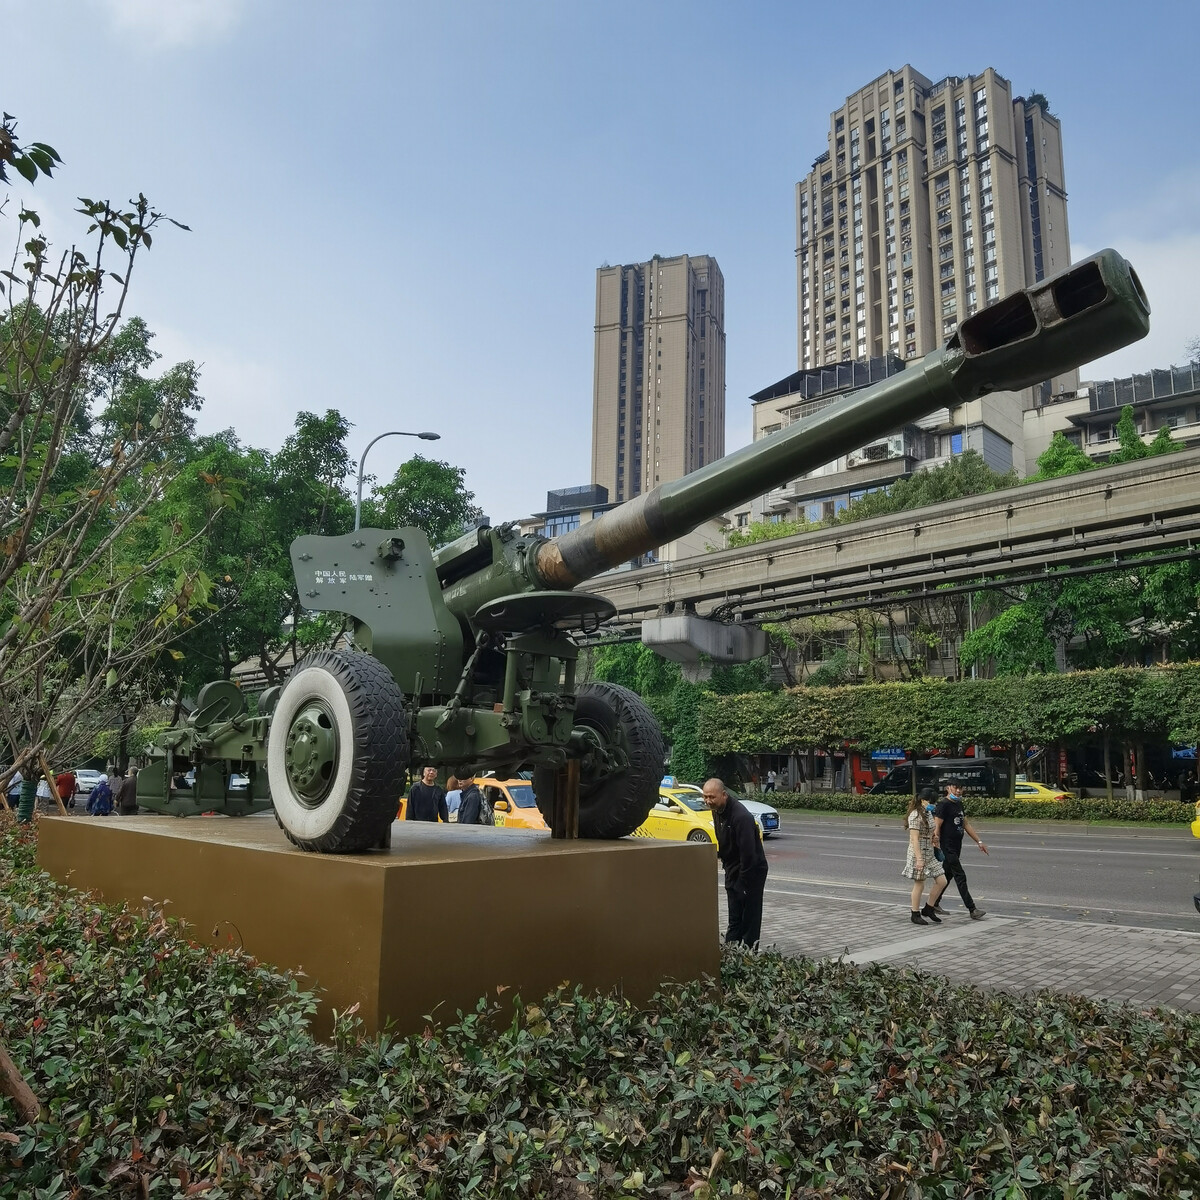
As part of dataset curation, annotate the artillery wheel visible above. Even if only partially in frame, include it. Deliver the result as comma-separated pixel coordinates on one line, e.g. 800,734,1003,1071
268,650,408,853
534,681,664,839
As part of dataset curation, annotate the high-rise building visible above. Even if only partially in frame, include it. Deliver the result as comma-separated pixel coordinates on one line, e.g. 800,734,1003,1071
796,65,1070,372
591,254,725,503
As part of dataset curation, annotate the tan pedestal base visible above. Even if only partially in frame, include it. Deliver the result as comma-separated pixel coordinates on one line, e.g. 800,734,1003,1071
38,815,719,1038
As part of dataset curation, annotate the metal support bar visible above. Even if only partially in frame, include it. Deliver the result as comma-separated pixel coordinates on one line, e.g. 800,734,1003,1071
549,758,580,840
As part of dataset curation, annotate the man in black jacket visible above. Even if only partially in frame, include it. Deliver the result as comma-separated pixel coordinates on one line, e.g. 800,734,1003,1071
405,767,449,823
703,778,768,948
456,779,490,826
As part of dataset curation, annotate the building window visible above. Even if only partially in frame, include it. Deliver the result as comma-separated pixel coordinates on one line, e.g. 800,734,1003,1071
950,432,963,455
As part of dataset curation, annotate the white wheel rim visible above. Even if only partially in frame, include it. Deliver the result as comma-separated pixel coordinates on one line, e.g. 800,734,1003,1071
268,665,356,842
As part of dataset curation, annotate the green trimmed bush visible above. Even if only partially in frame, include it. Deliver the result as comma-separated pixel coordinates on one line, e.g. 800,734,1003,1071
3,822,1200,1197
770,789,1195,822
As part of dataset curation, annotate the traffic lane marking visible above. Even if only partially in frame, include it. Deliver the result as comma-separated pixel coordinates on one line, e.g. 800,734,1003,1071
760,877,1200,927
771,832,1199,859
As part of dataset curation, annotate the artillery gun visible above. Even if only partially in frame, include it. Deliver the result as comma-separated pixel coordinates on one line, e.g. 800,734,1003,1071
138,250,1150,852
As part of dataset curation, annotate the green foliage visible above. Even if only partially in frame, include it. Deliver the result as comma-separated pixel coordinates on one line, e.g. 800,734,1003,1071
725,515,818,547
836,449,1016,523
769,789,1195,823
724,452,1014,548
1110,404,1150,464
1148,422,1184,456
959,603,1056,675
0,114,61,188
364,454,483,548
1030,430,1095,480
3,823,1199,1197
962,557,1200,674
699,662,1200,756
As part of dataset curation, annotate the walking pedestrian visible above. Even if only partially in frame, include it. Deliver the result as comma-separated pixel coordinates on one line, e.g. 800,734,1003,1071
115,768,139,816
902,788,945,924
764,769,777,794
702,777,768,948
55,770,77,810
405,766,449,822
929,781,988,919
455,778,493,826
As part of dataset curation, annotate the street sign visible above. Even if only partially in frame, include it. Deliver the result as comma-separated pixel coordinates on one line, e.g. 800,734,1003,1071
870,747,906,761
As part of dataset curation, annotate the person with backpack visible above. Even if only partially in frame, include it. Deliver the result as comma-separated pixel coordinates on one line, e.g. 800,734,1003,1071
456,778,493,826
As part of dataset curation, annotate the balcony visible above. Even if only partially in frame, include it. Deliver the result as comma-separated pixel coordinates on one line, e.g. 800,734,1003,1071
846,430,924,469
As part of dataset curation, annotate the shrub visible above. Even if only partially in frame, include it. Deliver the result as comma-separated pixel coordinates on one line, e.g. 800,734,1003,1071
3,822,1199,1197
768,789,1196,823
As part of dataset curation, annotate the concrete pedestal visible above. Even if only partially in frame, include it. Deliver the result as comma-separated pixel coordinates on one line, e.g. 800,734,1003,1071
38,815,719,1038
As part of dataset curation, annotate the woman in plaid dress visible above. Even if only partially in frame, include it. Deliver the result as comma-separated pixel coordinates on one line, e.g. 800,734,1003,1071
903,788,945,925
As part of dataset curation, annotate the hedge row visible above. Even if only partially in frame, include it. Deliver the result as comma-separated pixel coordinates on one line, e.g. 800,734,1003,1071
699,662,1200,755
4,822,1200,1197
768,789,1197,823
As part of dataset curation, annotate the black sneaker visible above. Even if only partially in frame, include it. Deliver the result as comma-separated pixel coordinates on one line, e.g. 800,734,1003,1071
921,904,941,923
910,911,928,925
969,908,986,920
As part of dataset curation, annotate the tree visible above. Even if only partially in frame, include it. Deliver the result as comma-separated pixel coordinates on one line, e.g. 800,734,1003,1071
1030,431,1094,480
364,455,483,548
0,117,212,809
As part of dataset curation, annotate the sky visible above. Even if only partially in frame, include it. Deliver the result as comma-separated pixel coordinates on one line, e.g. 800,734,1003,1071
4,0,1199,524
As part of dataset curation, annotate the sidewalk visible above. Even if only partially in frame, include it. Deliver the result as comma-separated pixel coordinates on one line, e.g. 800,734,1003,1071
726,883,1200,1012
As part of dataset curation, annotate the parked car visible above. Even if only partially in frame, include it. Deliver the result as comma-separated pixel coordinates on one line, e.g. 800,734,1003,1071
1014,781,1070,802
736,796,780,837
869,758,1009,797
73,769,106,794
636,788,717,843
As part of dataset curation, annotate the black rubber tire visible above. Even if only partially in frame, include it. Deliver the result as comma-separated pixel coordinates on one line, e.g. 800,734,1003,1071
687,828,712,843
534,681,664,839
268,651,408,853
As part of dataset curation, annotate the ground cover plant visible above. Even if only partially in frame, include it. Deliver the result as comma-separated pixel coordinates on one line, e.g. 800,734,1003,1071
767,791,1195,824
2,822,1199,1198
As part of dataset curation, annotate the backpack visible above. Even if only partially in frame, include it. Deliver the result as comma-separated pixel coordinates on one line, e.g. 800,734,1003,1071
477,788,494,827
89,780,113,815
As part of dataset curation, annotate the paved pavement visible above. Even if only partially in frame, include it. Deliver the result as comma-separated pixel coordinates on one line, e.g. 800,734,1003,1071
728,811,1200,1012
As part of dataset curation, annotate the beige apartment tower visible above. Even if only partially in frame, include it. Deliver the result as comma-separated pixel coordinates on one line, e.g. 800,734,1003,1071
796,66,1070,381
592,254,725,503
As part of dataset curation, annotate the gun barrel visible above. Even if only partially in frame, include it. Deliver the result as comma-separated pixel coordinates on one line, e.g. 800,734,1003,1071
536,249,1149,587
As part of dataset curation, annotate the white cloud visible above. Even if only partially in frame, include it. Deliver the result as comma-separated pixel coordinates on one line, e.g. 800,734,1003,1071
92,0,246,48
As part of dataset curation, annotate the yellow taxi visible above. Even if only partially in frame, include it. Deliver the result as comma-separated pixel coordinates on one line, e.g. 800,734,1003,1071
633,786,717,843
1190,798,1199,840
1014,781,1071,802
472,777,548,831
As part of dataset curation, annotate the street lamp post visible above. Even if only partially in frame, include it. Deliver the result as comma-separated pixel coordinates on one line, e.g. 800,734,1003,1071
354,430,441,531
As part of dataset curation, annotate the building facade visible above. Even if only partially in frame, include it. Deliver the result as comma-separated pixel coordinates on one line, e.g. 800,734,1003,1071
795,65,1069,372
591,254,725,503
1024,359,1200,467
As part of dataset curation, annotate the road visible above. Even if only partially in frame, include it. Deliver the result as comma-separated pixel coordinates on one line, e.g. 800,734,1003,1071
758,810,1200,933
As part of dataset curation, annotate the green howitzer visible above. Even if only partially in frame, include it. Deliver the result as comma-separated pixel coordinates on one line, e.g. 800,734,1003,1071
138,250,1150,851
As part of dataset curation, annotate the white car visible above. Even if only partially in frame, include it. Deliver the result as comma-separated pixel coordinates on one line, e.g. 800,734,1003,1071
73,769,106,794
739,796,781,838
